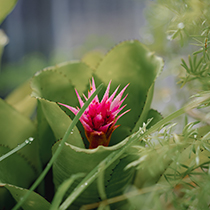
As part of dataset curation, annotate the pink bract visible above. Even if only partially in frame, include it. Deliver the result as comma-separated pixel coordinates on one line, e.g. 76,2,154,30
59,77,130,149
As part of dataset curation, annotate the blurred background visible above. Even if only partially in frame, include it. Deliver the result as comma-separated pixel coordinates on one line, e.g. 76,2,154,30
1,0,146,64
0,0,149,98
0,0,188,120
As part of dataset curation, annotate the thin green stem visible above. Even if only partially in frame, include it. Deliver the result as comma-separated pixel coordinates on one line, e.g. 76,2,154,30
59,92,210,210
12,83,103,210
0,137,34,162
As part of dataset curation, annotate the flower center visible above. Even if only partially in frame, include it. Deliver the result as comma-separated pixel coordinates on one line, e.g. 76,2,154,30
59,77,130,149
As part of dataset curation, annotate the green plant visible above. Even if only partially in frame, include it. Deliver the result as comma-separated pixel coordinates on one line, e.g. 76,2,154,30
1,1,210,210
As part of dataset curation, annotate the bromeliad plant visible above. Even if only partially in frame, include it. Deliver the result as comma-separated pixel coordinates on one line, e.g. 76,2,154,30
32,40,164,209
0,40,165,209
1,1,210,209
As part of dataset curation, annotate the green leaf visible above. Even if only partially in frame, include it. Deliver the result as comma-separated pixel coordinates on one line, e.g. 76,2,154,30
31,67,76,105
0,145,38,209
95,40,164,144
37,100,56,165
52,141,136,208
0,145,36,187
39,99,85,148
0,0,17,24
55,61,93,94
0,99,41,171
31,61,93,105
4,184,51,210
5,80,37,118
132,84,154,132
81,50,104,70
0,186,16,210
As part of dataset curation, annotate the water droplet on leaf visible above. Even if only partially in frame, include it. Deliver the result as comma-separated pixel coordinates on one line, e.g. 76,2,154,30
167,34,173,41
178,22,185,29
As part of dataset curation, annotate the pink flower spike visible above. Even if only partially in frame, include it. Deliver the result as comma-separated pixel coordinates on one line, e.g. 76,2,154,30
112,104,127,116
58,103,79,115
110,84,129,111
91,77,96,92
101,80,111,103
83,93,88,101
75,89,84,108
108,85,120,103
88,77,99,103
59,78,130,149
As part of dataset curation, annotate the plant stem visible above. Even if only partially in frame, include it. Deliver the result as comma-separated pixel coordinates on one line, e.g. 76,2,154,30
0,137,34,162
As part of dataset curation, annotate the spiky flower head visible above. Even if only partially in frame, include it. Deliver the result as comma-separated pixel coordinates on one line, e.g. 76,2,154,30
59,78,130,149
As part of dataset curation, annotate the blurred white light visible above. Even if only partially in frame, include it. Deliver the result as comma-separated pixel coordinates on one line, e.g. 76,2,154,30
0,29,9,46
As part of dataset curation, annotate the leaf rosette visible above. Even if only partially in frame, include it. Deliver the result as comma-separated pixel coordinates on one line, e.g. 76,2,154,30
30,40,163,208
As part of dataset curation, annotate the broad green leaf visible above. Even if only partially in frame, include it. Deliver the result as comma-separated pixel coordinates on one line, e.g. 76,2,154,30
0,145,37,209
0,98,41,171
81,50,104,70
55,61,93,94
39,99,85,148
31,67,76,105
31,61,93,105
0,146,36,187
37,99,56,165
0,186,16,210
132,84,154,132
52,140,136,208
4,184,51,210
5,80,37,118
95,40,164,144
0,0,17,24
